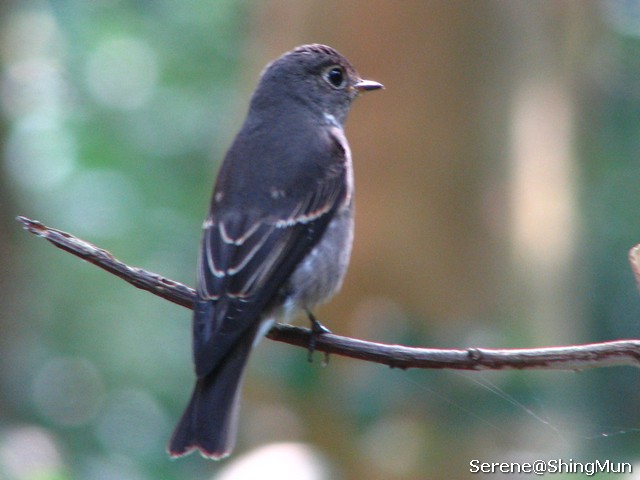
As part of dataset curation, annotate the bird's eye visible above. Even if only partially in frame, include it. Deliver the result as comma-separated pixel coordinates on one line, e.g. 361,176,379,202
323,66,346,89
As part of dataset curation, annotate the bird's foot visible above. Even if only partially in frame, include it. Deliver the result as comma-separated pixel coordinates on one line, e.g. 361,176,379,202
306,310,330,364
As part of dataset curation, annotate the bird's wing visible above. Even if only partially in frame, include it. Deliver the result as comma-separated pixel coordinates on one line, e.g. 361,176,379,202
193,129,349,378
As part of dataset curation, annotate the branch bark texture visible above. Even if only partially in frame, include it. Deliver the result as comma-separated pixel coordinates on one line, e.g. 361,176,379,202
17,215,640,372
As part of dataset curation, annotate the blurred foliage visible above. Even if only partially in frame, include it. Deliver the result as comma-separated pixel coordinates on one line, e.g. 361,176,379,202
3,1,640,480
1,1,251,479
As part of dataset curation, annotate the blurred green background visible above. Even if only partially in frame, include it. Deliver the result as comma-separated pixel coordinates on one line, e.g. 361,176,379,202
2,1,640,479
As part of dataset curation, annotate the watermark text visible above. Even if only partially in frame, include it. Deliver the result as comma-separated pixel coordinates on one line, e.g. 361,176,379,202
470,458,632,476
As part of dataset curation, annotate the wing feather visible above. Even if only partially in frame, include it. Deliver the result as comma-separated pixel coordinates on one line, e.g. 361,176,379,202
193,129,349,377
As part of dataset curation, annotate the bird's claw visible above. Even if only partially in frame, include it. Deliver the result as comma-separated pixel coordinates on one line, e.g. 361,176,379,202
306,310,331,364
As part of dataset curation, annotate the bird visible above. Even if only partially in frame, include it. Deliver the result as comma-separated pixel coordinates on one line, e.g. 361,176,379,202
168,43,383,459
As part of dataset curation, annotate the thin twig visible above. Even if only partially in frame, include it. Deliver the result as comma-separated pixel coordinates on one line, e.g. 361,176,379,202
16,215,640,372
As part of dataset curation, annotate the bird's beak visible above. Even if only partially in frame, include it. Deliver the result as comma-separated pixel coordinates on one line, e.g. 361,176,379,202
353,79,384,93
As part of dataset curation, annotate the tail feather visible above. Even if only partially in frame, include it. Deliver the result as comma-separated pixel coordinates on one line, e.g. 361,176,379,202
168,332,255,459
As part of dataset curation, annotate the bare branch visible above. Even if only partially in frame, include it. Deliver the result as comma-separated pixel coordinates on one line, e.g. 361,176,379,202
17,215,640,372
16,216,194,309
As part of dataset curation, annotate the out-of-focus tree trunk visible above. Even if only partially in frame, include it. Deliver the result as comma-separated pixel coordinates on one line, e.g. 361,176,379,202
247,2,589,479
248,2,507,319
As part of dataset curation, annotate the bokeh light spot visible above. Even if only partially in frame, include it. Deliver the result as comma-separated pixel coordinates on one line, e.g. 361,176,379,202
215,442,332,480
94,388,170,458
0,425,65,480
4,117,76,191
85,37,158,110
31,357,105,427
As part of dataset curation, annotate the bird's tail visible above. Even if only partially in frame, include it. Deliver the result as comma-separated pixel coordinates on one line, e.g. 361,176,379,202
168,333,255,459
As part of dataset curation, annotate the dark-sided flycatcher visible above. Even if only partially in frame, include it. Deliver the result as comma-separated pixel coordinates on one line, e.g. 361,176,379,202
169,44,382,459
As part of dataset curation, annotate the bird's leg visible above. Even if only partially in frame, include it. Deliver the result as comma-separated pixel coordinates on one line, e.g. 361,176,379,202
305,309,331,364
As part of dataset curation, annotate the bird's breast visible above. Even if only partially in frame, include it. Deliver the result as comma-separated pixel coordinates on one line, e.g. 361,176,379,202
284,205,354,311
